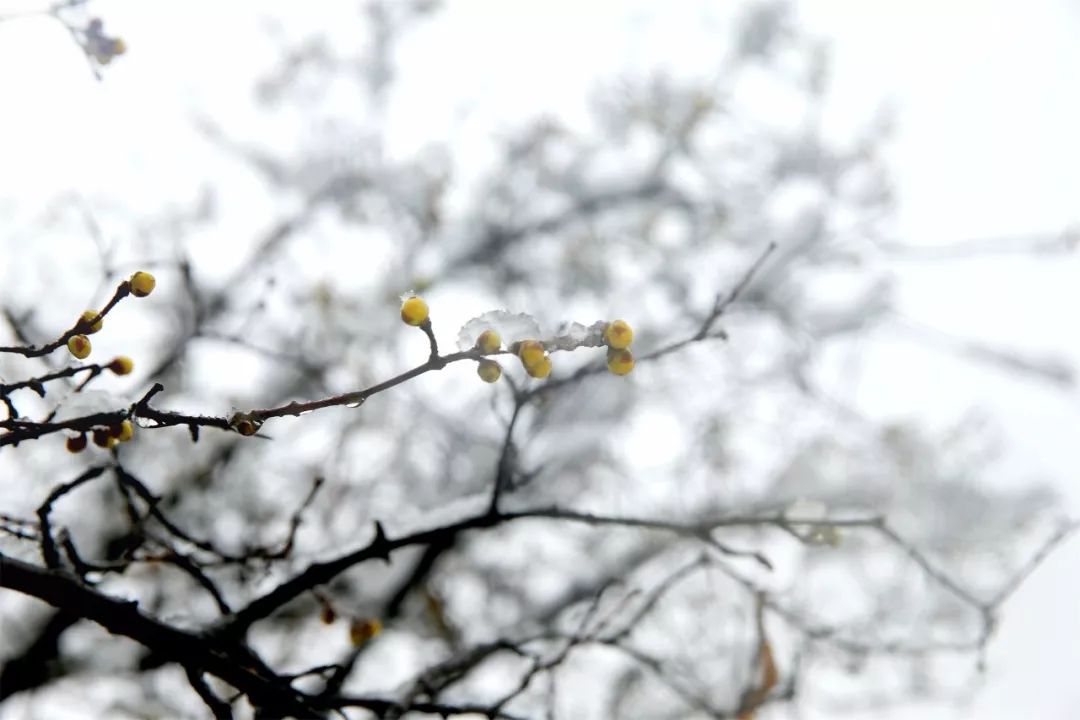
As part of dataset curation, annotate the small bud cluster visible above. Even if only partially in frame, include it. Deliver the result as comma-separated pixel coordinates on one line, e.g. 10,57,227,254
66,419,135,453
603,320,635,376
515,339,552,379
474,329,504,382
501,318,635,380
66,272,154,362
401,297,636,385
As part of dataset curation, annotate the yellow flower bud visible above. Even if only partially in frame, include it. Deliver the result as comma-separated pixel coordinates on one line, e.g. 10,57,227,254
67,335,92,360
234,419,258,436
108,356,134,375
66,433,88,453
606,348,634,376
603,320,634,350
229,412,261,436
80,311,103,334
130,271,156,297
349,618,383,647
115,420,134,443
400,295,429,326
517,340,546,369
477,359,502,383
526,354,552,379
476,329,501,354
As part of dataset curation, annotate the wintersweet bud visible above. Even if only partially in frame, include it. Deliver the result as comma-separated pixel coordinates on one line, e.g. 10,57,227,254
476,329,501,354
233,418,258,436
66,434,88,453
108,356,134,375
400,296,429,326
80,311,103,334
517,340,546,369
115,420,134,443
477,359,502,383
603,320,634,350
129,271,156,297
526,355,552,379
67,335,92,360
606,348,635,376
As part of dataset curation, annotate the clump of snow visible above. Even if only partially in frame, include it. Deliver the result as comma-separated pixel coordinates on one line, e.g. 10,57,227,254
458,311,612,352
549,320,607,350
561,321,589,344
456,310,543,350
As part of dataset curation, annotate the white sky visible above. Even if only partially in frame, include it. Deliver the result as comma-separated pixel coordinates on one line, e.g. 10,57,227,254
1,1,1077,718
792,4,1080,717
